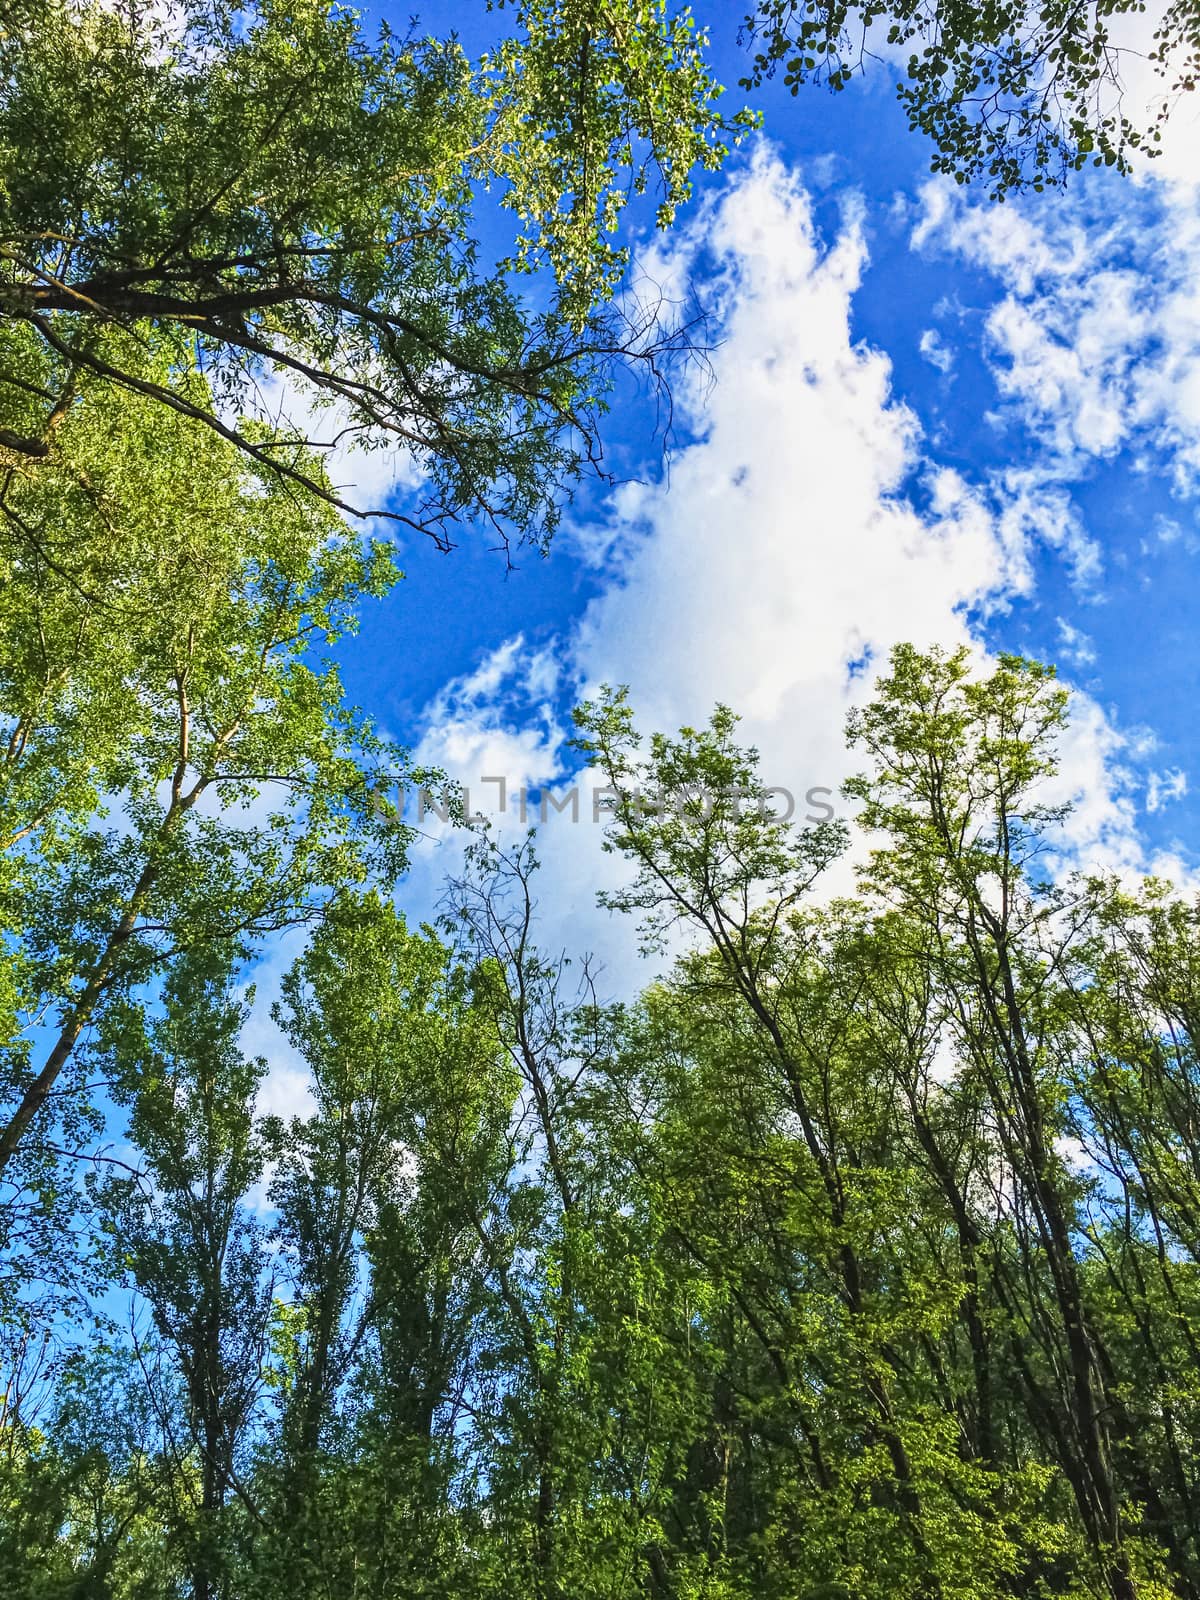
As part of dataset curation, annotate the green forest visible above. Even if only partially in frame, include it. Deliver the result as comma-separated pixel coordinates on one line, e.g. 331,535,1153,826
5,0,1200,1597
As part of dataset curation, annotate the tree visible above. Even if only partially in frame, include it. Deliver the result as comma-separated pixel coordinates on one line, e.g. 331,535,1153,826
737,0,1198,193
255,892,516,1596
101,945,276,1600
843,647,1139,1596
444,829,647,1600
572,689,1045,1598
0,0,754,548
0,1337,181,1600
16,645,1200,1597
0,341,415,1194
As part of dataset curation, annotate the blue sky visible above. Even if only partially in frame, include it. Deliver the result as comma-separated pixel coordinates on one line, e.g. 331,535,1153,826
249,4,1200,1084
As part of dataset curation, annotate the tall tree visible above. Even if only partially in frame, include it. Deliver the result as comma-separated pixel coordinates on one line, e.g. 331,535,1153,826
102,945,275,1600
256,892,515,1596
573,690,1041,1597
0,0,754,546
0,343,414,1195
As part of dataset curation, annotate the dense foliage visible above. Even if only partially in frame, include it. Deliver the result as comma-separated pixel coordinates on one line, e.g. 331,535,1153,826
0,0,752,546
2,2,1197,1597
6,648,1200,1600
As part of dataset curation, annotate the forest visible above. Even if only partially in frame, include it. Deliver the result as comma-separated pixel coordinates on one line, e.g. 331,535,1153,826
4,0,1200,1597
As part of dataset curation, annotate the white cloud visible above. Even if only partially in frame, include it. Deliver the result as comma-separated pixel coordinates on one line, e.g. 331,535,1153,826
401,149,1178,986
1055,617,1097,669
919,328,955,375
571,154,1004,729
995,473,1102,591
913,176,1200,495
412,634,569,810
1147,767,1189,813
911,185,1090,297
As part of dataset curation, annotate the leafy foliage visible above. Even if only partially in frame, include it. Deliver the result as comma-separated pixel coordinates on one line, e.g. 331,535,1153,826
0,0,754,546
10,650,1200,1600
738,0,1197,193
1,6,1196,1593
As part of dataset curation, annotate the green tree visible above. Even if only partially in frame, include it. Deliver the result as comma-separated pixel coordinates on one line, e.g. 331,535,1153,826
0,0,753,546
738,0,1196,192
253,892,516,1596
0,344,414,1199
445,829,654,1600
101,945,276,1600
574,688,1053,1598
843,647,1136,1594
0,1338,181,1600
15,645,1200,1598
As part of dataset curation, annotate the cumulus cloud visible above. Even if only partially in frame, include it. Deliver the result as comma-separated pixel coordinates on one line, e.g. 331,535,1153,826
247,146,1200,1123
913,176,1200,494
395,149,1175,990
567,152,1006,762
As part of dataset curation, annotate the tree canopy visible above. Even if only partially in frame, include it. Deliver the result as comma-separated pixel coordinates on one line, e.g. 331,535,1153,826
0,0,753,545
738,0,1197,192
2,3,1197,1597
7,650,1200,1600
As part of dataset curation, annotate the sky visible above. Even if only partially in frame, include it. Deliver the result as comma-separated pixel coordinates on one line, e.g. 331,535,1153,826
248,4,1200,1100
